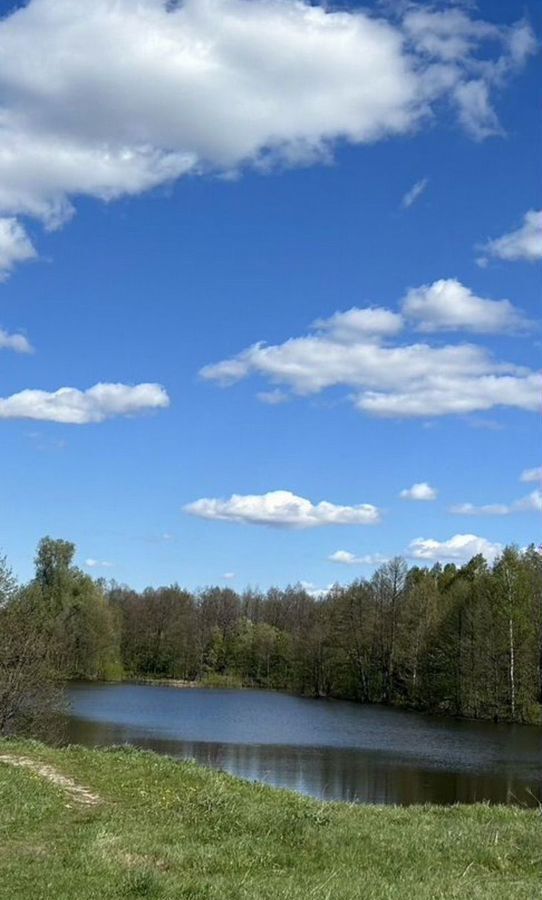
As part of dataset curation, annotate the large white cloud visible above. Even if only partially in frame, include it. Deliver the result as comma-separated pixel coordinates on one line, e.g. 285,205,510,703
402,279,529,334
184,489,381,528
0,218,36,280
201,295,541,419
0,382,169,423
408,533,503,563
0,326,33,353
479,210,542,264
0,0,534,275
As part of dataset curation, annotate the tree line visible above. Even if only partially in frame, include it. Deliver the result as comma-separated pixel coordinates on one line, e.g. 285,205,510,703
1,537,541,734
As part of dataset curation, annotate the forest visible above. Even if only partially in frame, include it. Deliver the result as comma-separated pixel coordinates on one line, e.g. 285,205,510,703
1,536,541,733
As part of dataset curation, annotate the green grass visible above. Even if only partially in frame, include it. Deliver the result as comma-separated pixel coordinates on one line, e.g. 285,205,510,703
0,740,540,899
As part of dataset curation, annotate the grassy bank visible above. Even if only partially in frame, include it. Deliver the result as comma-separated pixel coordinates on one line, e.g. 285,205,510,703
0,741,540,900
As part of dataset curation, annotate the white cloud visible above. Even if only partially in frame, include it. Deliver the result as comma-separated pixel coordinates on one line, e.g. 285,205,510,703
518,490,542,512
0,218,36,280
401,177,428,209
402,278,529,334
201,300,540,419
0,0,533,273
402,8,501,63
184,489,381,528
450,502,510,517
400,482,438,501
453,79,501,141
85,558,114,569
256,389,289,406
314,306,403,341
328,550,388,566
0,327,33,354
408,533,503,563
450,490,542,516
479,210,542,264
520,466,542,484
0,382,169,424
403,9,535,140
300,581,332,599
222,572,236,580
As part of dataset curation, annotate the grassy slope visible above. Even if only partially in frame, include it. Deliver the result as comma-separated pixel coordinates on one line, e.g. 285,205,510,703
0,741,540,900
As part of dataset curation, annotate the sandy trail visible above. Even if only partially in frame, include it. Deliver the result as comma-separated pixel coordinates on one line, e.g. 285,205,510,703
0,753,102,806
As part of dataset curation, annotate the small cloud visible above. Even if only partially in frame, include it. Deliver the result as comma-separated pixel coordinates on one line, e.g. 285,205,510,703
300,580,333,598
401,177,428,209
463,415,504,431
453,79,502,141
85,558,114,569
478,209,542,265
0,326,34,354
520,466,541,484
25,431,66,451
139,532,175,544
0,217,36,281
328,550,388,566
402,278,529,334
222,572,236,580
314,306,403,340
257,389,289,405
449,502,510,517
450,489,542,516
514,490,542,512
407,533,502,563
400,482,438,501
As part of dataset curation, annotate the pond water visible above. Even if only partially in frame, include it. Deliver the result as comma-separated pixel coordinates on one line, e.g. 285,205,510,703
65,683,542,807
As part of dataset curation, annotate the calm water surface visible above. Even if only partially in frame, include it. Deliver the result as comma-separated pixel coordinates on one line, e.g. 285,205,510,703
65,683,542,807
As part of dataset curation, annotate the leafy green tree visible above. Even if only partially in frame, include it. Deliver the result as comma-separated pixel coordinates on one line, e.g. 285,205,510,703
26,537,122,680
0,552,62,736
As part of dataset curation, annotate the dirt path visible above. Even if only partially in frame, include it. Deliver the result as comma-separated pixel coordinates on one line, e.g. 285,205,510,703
0,754,102,806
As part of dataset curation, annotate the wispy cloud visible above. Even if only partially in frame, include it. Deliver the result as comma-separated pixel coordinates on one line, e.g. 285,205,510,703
450,490,542,516
328,550,388,566
85,558,114,569
401,177,428,209
257,389,289,406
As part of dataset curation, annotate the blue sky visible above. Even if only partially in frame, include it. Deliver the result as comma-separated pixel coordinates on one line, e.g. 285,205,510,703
0,0,540,590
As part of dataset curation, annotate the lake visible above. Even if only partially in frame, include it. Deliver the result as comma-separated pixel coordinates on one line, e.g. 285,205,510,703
65,683,542,807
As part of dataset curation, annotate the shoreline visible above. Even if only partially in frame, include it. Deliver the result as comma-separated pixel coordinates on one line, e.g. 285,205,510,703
1,739,539,900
